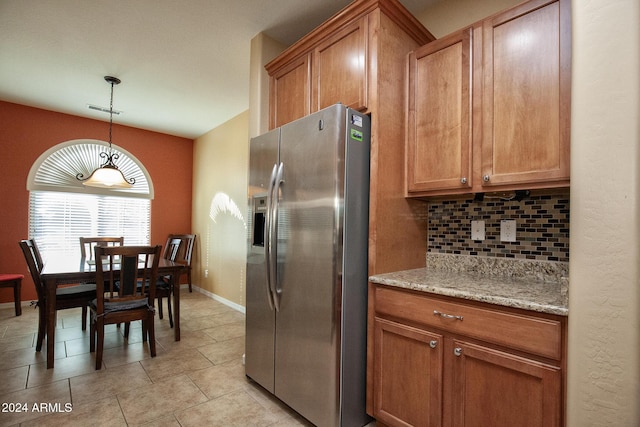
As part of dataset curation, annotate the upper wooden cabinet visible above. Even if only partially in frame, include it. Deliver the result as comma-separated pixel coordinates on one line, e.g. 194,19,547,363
270,17,368,129
481,0,571,188
406,0,571,197
313,17,368,113
266,0,433,129
269,54,311,129
406,28,473,194
268,15,368,129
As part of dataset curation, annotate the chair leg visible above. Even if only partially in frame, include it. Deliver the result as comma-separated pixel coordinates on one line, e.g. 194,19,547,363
89,315,96,353
147,314,156,357
188,269,192,292
124,322,130,338
81,306,87,330
36,304,46,352
157,295,164,319
14,280,22,316
96,318,104,370
167,292,174,328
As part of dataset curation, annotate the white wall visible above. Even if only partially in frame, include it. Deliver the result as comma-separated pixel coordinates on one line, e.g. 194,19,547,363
567,0,640,425
414,0,521,38
248,32,285,138
191,111,249,308
189,32,284,309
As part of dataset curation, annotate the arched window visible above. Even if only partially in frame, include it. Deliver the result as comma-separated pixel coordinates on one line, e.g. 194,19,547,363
27,139,154,259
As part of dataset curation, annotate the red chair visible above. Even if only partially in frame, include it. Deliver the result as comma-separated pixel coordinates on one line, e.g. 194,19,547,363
0,274,23,316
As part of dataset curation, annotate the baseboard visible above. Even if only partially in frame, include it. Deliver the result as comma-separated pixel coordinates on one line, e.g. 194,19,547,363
0,287,247,315
182,284,246,314
0,300,33,311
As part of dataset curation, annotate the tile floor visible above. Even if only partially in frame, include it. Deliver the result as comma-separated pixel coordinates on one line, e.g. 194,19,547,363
0,289,322,426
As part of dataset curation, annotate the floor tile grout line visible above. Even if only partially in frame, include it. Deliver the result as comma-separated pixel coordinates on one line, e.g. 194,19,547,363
0,292,311,427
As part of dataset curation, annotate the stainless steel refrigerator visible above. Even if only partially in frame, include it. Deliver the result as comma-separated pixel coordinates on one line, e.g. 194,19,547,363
245,104,371,427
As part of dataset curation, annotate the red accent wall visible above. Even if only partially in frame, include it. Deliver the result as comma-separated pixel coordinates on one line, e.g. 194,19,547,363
0,101,193,303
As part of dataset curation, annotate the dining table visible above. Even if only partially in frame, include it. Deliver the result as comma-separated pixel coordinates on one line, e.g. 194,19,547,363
40,254,186,369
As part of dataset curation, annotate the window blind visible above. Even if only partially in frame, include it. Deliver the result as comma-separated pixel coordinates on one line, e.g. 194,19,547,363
29,191,150,260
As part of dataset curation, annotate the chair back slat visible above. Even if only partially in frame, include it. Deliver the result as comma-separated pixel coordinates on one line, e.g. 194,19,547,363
119,255,139,296
19,239,45,301
80,237,124,261
163,238,182,262
165,234,195,265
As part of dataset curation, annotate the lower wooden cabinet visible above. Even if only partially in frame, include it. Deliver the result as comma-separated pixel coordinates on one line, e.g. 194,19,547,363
374,318,443,426
447,339,562,427
369,285,566,427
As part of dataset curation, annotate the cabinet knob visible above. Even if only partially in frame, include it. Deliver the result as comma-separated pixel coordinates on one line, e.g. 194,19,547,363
460,177,467,184
429,340,438,349
483,174,490,182
454,347,463,357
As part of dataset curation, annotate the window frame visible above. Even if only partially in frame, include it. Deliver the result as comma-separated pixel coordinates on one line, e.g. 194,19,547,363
26,140,154,259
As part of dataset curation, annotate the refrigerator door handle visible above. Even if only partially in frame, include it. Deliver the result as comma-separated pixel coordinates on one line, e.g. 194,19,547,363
270,162,285,311
264,163,278,311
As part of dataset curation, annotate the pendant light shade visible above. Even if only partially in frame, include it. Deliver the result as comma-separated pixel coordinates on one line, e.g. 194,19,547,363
80,163,133,188
76,76,135,189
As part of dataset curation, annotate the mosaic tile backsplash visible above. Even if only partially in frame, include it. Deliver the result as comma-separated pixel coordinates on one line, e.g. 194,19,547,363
427,192,570,262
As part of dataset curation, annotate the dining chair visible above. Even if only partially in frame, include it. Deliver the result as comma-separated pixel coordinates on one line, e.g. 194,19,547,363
80,237,126,328
169,234,196,292
0,273,24,316
79,237,124,262
89,244,161,370
19,239,96,351
156,237,182,327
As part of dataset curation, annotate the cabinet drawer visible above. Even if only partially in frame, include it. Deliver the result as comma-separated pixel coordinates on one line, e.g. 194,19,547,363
374,285,563,360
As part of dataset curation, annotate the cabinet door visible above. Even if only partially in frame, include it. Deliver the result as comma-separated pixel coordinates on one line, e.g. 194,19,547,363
270,53,311,129
374,318,443,427
448,340,561,427
312,18,367,112
406,28,472,195
480,0,570,187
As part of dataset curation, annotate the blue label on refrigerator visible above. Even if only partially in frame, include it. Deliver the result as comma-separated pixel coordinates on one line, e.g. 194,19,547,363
350,128,364,142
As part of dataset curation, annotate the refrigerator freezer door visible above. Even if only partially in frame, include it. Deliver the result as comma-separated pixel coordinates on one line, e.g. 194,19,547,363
274,105,346,426
245,128,279,393
338,108,371,427
246,104,371,426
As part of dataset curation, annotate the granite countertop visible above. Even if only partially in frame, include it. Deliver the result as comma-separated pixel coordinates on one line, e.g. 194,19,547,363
369,254,569,316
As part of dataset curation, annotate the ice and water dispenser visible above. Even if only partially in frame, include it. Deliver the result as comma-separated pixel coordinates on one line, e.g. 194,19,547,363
251,195,267,249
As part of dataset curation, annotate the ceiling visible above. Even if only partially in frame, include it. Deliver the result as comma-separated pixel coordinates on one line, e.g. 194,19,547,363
0,0,435,139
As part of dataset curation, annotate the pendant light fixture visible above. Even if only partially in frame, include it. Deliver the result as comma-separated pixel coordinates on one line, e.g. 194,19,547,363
76,76,135,188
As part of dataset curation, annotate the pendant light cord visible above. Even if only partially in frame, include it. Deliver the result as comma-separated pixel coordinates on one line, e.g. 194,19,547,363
108,79,114,152
104,75,121,154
